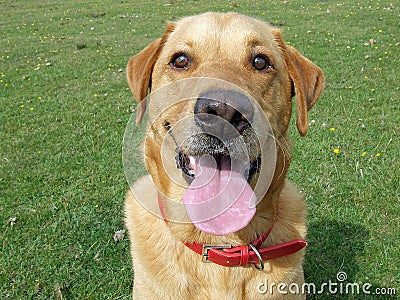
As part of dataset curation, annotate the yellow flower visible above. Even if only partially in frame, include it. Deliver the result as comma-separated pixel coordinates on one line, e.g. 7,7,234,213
333,148,340,154
362,152,367,157
375,153,381,157
330,127,336,131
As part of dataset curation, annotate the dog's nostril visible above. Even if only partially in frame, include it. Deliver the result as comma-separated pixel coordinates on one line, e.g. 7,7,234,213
194,91,253,138
206,106,218,116
232,111,250,133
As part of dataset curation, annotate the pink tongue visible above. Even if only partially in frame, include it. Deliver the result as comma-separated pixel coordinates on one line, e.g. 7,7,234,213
183,155,256,236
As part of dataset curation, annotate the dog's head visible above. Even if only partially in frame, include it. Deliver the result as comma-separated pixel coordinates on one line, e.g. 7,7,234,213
126,12,324,239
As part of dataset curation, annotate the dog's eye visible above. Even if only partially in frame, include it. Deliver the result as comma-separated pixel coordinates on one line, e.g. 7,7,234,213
170,54,190,69
252,55,272,71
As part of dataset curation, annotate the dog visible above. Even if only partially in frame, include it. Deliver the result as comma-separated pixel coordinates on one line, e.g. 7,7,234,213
124,12,324,299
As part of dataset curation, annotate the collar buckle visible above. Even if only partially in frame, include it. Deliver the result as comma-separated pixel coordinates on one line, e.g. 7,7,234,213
202,244,232,262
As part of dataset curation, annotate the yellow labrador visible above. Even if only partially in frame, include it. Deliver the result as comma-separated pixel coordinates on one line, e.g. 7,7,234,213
125,12,324,299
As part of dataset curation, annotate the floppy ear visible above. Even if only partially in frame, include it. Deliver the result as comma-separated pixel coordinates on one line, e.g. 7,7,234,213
281,42,325,136
126,39,162,125
126,23,175,125
285,45,324,135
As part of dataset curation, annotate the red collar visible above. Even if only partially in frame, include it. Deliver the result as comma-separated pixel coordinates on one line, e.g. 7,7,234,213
158,193,306,269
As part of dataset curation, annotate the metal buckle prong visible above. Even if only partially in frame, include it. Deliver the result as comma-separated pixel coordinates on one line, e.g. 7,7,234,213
249,243,265,271
202,244,232,262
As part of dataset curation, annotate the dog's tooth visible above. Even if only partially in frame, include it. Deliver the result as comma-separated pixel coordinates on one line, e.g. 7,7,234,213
189,156,196,169
188,169,195,176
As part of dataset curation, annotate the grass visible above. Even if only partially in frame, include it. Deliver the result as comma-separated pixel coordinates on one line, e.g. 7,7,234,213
0,0,398,299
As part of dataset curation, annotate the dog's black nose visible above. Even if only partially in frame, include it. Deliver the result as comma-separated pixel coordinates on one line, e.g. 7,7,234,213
194,90,254,140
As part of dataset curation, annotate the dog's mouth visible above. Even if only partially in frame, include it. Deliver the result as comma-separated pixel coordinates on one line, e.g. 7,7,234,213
175,127,262,183
176,151,261,183
174,134,262,236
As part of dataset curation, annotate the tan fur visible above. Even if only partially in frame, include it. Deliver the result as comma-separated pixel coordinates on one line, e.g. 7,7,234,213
125,12,324,299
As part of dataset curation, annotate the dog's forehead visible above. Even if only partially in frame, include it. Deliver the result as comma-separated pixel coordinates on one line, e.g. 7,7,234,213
167,12,279,52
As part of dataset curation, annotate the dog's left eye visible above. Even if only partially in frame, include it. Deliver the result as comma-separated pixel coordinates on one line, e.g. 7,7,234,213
170,53,190,69
252,55,272,71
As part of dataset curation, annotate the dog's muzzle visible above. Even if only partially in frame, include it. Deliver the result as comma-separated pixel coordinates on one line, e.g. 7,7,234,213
175,90,261,182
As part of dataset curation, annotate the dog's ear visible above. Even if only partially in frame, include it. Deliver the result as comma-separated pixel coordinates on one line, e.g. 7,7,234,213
285,45,324,136
127,23,175,125
274,31,325,136
126,39,160,125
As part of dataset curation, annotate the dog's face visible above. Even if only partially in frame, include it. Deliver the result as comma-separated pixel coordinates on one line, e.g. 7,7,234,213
127,12,324,238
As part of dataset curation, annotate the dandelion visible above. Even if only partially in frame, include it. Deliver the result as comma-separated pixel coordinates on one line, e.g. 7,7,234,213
362,152,367,157
333,148,340,154
30,107,34,111
330,127,336,131
375,153,381,157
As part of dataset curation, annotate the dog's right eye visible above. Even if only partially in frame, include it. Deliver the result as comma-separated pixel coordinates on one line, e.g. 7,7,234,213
170,54,190,69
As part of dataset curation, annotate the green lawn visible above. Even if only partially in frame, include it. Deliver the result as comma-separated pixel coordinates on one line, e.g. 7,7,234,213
1,0,398,299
